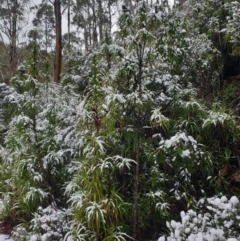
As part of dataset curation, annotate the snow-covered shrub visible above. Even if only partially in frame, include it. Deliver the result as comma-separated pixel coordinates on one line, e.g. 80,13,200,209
0,65,80,233
159,196,240,241
12,206,69,241
65,2,240,240
225,1,240,56
0,83,14,144
0,2,239,241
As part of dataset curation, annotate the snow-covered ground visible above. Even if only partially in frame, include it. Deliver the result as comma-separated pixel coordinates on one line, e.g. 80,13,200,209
0,234,13,241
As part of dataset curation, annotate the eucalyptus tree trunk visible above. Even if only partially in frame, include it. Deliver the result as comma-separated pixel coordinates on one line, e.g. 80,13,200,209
10,0,18,79
97,0,103,41
53,0,62,83
92,0,98,45
68,0,70,46
88,4,92,47
45,19,49,53
108,0,112,32
84,30,88,52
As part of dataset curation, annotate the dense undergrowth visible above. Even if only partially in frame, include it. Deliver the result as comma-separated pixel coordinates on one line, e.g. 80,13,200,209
0,0,240,240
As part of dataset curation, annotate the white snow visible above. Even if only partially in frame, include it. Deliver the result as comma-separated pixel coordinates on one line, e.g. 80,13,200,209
160,196,240,241
230,196,239,206
0,234,13,241
182,149,190,157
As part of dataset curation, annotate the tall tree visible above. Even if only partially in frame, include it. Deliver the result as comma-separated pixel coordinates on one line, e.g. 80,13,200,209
72,0,118,51
68,0,71,46
0,0,29,81
47,0,63,83
97,0,103,41
32,3,55,53
53,0,62,83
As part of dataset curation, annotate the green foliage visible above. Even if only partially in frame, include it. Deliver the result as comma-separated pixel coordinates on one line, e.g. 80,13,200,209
0,61,79,236
0,0,240,240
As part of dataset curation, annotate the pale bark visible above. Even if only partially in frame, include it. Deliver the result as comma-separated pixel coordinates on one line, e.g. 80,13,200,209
97,0,103,41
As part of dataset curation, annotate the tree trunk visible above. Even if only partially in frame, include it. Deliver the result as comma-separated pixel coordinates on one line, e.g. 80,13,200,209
97,0,103,41
53,0,62,83
45,18,48,53
132,38,144,241
133,122,140,240
84,30,88,52
92,0,98,45
108,0,112,32
10,0,18,79
68,0,70,46
88,5,92,47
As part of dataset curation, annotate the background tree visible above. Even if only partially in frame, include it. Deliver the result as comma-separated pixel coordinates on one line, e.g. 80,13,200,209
0,41,9,83
0,0,30,82
52,0,62,83
72,0,118,51
32,3,55,54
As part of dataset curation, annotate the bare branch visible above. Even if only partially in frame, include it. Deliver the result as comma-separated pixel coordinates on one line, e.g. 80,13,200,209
48,0,54,5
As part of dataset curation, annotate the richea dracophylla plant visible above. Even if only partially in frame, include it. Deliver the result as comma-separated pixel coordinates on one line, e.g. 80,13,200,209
65,3,165,240
158,196,240,241
0,1,239,241
0,61,80,239
65,1,239,240
225,0,240,56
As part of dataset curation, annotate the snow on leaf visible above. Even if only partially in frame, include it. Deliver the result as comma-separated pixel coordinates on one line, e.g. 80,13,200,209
114,155,136,171
85,201,106,224
97,159,113,173
24,187,48,203
150,108,170,130
68,192,86,208
202,111,234,128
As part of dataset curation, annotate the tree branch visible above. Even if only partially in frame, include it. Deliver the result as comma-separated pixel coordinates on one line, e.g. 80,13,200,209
48,0,54,5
